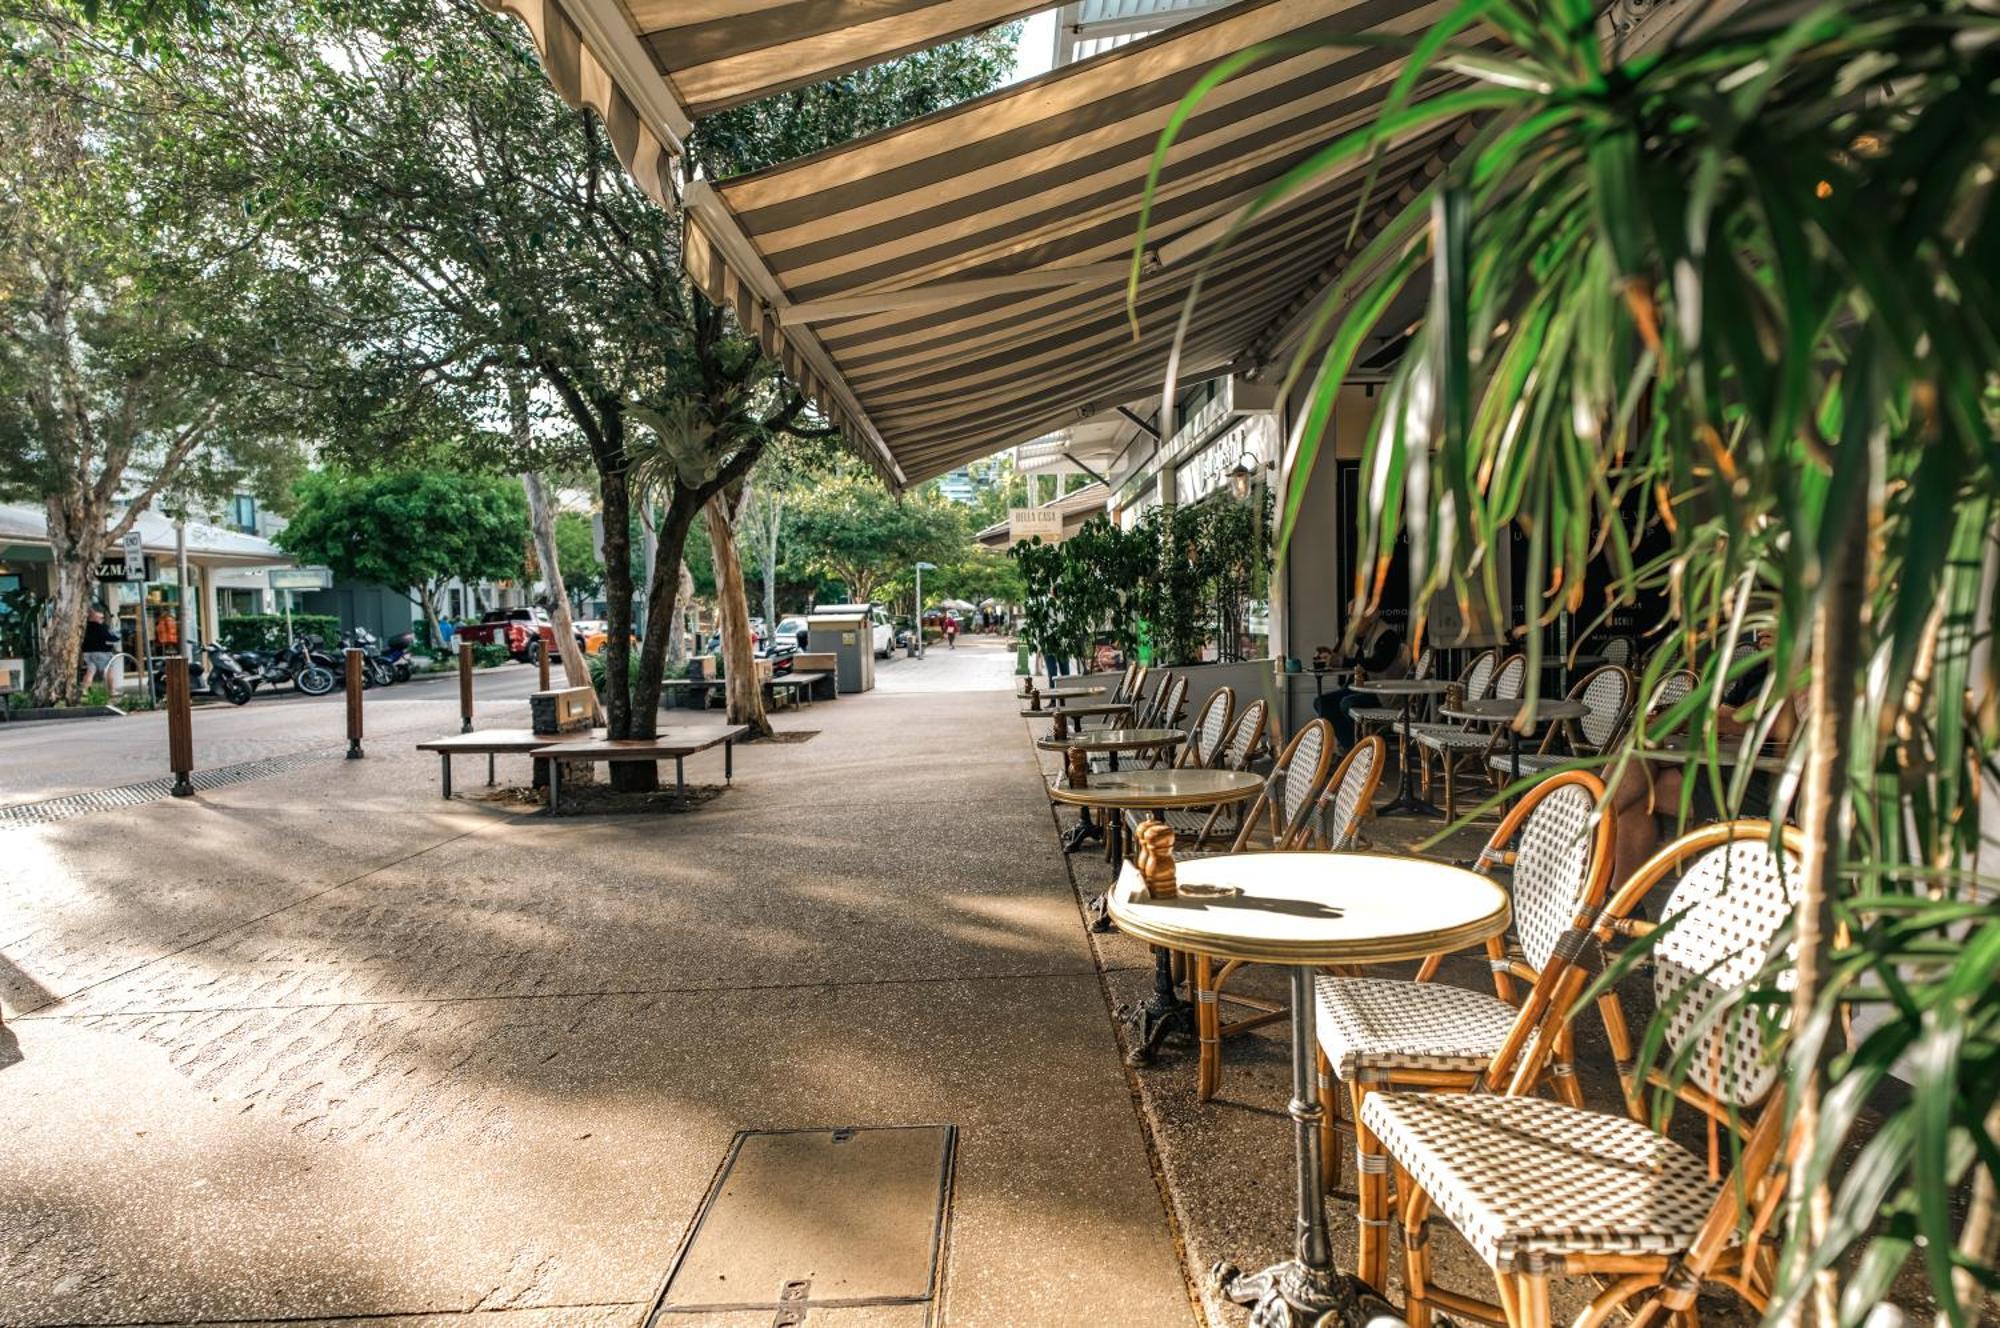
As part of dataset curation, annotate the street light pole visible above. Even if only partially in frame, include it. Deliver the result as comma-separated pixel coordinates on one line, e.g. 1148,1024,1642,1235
914,561,936,659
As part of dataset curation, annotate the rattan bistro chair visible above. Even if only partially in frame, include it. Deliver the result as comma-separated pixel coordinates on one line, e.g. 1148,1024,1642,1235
1484,665,1635,788
1181,723,1351,1100
1368,822,1804,1328
1351,646,1436,744
1129,698,1269,850
1415,654,1527,819
1089,672,1187,774
1404,649,1497,746
1176,688,1235,770
1311,771,1614,1292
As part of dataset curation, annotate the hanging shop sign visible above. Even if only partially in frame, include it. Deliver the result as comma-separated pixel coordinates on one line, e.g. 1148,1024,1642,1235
1008,507,1067,544
269,566,335,591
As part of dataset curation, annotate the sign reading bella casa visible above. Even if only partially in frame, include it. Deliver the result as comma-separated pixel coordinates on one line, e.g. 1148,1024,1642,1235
1009,507,1067,545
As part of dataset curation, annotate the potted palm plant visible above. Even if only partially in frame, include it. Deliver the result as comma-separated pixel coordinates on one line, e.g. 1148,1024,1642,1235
1143,2,1998,1322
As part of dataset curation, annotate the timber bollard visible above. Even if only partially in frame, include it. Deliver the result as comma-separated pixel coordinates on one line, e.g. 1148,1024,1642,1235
165,656,194,797
536,642,551,690
458,638,474,733
344,648,365,759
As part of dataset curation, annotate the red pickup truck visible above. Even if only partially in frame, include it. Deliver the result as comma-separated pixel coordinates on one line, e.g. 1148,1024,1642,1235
454,607,558,663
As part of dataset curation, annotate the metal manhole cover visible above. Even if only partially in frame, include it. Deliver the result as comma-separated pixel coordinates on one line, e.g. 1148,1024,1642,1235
650,1125,956,1322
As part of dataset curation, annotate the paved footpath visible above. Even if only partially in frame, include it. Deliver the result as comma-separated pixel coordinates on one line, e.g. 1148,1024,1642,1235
0,639,1194,1328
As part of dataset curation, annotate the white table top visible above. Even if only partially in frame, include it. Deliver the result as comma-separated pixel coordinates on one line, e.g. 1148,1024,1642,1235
1047,767,1263,811
1022,701,1132,718
1035,727,1186,753
1442,697,1590,724
1355,678,1451,696
1106,851,1510,966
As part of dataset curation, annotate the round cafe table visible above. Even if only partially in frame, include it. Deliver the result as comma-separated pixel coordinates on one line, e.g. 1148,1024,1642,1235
1018,684,1108,711
1051,768,1265,1061
1109,852,1510,1326
1353,678,1452,816
1441,695,1590,792
1037,728,1189,865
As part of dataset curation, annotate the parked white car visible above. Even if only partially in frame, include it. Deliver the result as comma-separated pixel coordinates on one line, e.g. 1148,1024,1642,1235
870,606,896,658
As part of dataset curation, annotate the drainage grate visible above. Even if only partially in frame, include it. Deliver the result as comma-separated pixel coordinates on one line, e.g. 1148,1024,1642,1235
0,746,346,828
650,1124,956,1325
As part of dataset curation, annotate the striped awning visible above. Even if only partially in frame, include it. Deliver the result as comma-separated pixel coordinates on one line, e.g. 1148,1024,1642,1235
484,0,1055,167
683,0,1467,486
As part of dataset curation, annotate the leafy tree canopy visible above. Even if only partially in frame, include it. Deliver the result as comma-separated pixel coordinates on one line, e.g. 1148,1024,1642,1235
277,469,527,607
787,472,969,606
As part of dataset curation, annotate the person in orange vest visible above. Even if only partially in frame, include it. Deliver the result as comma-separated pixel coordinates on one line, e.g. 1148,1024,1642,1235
153,603,180,654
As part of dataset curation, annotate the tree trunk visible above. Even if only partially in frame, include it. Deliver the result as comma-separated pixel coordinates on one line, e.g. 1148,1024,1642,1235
521,470,599,720
638,501,659,637
666,561,694,667
615,488,700,789
1786,462,1871,1328
595,402,636,745
704,491,773,738
33,495,109,707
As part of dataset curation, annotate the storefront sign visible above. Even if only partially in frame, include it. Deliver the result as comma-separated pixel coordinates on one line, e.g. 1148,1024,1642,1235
1175,413,1278,506
94,555,155,582
269,566,335,591
1008,507,1067,544
1115,373,1280,512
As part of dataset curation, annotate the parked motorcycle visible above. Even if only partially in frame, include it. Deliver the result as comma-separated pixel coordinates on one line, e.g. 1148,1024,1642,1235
235,633,339,696
148,643,253,705
379,631,417,682
340,628,397,688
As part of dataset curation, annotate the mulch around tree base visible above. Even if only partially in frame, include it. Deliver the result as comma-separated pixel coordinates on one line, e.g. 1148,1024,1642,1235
478,782,730,815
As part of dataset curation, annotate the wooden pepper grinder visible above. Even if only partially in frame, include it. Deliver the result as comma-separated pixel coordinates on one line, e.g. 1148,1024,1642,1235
1064,746,1089,789
1053,709,1069,739
1133,821,1179,898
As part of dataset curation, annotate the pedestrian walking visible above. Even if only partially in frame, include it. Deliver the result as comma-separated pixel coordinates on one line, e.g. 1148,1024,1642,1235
80,607,119,688
944,612,958,649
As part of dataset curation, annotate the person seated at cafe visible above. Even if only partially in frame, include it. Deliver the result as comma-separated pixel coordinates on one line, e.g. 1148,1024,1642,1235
1608,630,1797,889
1313,609,1406,747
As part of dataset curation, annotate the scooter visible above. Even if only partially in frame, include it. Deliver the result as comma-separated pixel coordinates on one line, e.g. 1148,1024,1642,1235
148,643,253,705
235,634,338,696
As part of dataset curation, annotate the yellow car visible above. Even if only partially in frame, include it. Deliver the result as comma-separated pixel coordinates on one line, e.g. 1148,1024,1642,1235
572,620,636,655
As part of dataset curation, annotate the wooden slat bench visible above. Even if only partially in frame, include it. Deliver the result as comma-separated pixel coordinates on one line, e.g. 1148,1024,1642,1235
662,673,829,709
415,729,589,798
534,726,749,814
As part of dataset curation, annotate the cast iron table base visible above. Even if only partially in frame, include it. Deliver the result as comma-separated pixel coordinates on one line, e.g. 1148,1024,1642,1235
1378,691,1444,818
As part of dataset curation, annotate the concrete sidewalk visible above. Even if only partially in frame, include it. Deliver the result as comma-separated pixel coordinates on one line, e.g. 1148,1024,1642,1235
0,639,1194,1328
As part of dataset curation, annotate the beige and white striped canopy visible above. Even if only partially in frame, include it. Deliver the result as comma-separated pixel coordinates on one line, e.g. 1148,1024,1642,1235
485,0,1053,151
683,0,1462,485
484,0,1464,486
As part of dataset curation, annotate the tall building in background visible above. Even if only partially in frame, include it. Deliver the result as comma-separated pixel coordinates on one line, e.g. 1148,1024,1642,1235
1049,0,1232,66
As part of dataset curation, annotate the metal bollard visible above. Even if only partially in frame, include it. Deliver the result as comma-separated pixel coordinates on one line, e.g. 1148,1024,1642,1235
458,638,474,733
536,641,551,690
344,648,365,759
165,656,194,797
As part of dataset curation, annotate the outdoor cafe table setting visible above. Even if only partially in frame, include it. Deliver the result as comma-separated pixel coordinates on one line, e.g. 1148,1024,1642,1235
1037,727,1191,858
1440,694,1590,788
1017,683,1107,712
1048,767,1264,1025
1107,850,1511,1328
1352,677,1452,817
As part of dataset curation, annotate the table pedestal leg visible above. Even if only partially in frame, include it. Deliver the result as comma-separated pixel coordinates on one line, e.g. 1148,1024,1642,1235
1377,697,1442,817
1213,966,1400,1326
1123,943,1195,1066
1062,806,1102,853
1085,801,1123,933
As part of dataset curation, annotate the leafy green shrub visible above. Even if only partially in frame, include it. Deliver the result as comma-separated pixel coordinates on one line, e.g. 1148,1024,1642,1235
471,643,512,669
219,613,340,653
